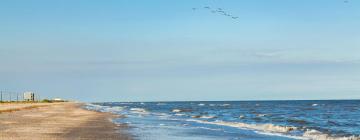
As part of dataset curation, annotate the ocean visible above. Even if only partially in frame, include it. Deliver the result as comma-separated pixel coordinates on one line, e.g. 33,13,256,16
85,100,360,140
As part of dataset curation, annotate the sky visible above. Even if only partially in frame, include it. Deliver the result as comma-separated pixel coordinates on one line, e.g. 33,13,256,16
0,0,359,102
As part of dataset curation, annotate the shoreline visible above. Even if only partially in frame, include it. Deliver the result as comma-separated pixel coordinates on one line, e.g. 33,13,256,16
0,102,132,140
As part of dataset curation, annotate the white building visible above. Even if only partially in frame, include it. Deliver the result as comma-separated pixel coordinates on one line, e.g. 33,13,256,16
52,98,64,102
24,92,35,101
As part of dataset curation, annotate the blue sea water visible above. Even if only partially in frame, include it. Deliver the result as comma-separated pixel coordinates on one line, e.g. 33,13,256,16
85,100,360,140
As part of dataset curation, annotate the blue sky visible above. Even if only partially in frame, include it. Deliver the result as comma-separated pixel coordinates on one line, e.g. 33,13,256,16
0,0,359,101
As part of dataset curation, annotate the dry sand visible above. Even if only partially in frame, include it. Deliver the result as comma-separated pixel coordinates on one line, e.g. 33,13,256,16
0,103,53,113
0,102,132,140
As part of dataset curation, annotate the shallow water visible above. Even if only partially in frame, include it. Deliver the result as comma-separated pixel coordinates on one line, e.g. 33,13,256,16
86,100,360,140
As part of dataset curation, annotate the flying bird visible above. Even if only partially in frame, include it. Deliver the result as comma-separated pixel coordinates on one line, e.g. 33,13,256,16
192,5,240,21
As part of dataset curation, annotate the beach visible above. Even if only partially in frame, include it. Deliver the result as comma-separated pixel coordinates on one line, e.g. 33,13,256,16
0,102,131,140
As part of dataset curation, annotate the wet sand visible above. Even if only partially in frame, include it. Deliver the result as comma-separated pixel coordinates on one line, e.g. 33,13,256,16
0,102,132,140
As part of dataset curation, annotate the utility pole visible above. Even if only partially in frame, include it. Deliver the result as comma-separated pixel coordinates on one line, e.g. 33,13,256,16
1,91,2,102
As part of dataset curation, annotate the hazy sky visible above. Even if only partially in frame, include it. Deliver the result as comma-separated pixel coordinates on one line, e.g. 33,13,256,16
1,0,359,102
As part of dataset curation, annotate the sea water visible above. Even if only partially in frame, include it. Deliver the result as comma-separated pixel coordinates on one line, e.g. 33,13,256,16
86,100,360,140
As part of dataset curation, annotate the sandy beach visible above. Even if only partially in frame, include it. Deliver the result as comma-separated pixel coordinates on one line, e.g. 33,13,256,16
0,102,131,140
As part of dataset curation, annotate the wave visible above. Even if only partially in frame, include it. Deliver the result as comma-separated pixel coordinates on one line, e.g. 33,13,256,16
172,108,192,113
255,131,305,139
184,119,360,140
175,113,186,116
200,115,217,119
186,119,297,133
221,104,231,107
85,103,124,113
257,114,268,117
194,126,223,131
172,109,182,113
303,129,360,140
130,108,149,114
191,115,217,119
85,104,104,111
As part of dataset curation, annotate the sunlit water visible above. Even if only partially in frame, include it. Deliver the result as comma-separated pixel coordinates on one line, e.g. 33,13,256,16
85,100,360,140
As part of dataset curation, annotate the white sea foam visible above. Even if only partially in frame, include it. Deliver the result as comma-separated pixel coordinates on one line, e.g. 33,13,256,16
154,112,168,116
184,119,296,135
85,104,124,113
257,114,267,117
198,103,205,106
199,115,217,119
302,129,360,140
255,131,304,140
154,113,171,119
191,115,216,119
221,104,231,107
184,119,360,140
312,104,318,106
175,113,186,116
106,106,125,113
130,108,149,114
195,126,223,131
85,104,104,111
172,109,182,113
208,121,296,133
191,115,202,118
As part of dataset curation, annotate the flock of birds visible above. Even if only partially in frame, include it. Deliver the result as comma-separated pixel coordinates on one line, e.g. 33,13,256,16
192,1,350,20
192,6,239,20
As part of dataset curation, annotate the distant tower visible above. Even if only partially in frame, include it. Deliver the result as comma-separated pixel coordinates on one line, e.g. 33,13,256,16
23,92,35,101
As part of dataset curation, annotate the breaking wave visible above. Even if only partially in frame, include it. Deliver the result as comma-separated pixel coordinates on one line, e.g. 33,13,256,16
190,115,217,119
130,108,149,114
184,119,360,140
85,103,124,113
171,108,192,113
302,129,360,140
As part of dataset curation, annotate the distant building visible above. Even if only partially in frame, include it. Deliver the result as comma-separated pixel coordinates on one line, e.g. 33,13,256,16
24,92,35,101
52,98,65,102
